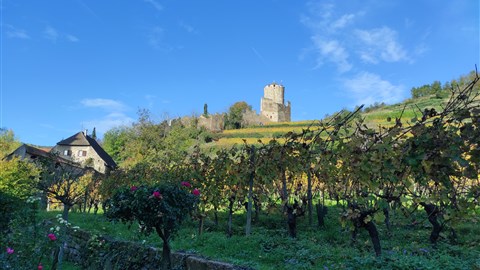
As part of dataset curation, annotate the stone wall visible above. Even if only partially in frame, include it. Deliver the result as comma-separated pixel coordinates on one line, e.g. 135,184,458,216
197,114,225,132
64,229,253,270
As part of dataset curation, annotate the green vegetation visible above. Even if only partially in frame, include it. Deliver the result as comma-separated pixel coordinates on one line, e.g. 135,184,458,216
40,208,480,270
105,184,199,269
224,101,253,130
1,70,479,269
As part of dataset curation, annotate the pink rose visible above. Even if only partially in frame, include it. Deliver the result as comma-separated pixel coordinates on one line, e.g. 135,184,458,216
38,263,44,270
152,191,162,199
48,233,57,241
181,181,192,188
6,247,14,254
130,186,138,191
192,188,200,196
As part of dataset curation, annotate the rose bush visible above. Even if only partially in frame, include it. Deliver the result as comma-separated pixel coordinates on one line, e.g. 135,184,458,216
105,183,198,270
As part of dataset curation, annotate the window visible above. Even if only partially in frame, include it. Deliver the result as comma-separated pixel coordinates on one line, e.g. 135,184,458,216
78,150,87,157
63,150,72,156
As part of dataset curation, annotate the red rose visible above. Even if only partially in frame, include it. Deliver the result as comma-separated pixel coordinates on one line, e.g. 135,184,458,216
192,188,200,196
48,233,57,241
153,191,162,199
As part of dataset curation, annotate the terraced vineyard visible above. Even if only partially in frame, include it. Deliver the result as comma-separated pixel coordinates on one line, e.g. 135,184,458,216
213,94,455,148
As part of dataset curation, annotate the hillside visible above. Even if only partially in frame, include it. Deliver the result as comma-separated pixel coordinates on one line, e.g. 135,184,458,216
213,75,479,148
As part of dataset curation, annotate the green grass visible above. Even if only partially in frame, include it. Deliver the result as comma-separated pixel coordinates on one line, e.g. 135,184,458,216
41,207,480,270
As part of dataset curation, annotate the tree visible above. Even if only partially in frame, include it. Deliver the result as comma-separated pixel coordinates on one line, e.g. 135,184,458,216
0,158,40,200
224,101,252,129
102,127,131,166
105,184,198,270
91,127,97,140
0,128,21,158
203,103,209,117
37,154,94,220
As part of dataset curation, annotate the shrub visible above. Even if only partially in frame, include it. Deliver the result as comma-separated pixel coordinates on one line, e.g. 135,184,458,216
105,183,198,270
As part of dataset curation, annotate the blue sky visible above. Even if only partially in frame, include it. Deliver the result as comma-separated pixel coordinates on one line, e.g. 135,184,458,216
1,0,479,146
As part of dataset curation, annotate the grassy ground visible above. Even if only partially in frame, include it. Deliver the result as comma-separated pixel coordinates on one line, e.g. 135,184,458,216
42,206,480,270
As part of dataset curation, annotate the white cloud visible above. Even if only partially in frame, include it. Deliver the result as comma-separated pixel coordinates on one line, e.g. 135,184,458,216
311,37,352,73
82,112,134,136
6,25,30,39
355,27,410,64
44,26,58,42
81,98,127,111
66,34,79,42
80,99,133,136
144,0,163,11
301,2,360,72
343,72,405,106
331,14,355,30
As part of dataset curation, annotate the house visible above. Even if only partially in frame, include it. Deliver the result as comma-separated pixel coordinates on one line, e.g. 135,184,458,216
5,144,50,162
5,131,116,175
50,131,117,174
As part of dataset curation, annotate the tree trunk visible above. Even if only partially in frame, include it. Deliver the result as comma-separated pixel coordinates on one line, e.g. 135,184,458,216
245,147,255,236
198,215,204,235
254,195,260,222
365,221,382,256
420,202,442,244
161,239,172,270
315,204,327,227
62,203,71,221
227,195,235,238
156,227,172,270
214,205,219,226
307,168,313,226
286,205,297,238
383,206,391,232
83,190,88,213
281,169,287,202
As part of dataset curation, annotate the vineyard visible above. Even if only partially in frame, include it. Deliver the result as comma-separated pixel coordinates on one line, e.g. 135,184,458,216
98,73,480,268
2,72,480,269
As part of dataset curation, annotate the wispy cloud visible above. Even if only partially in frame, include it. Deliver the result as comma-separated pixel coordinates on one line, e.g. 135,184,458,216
66,34,79,42
145,94,156,108
44,26,58,42
81,112,134,136
179,21,197,34
343,72,405,106
355,27,410,64
331,13,356,30
5,24,30,39
301,1,414,72
311,37,351,73
144,0,163,11
251,47,268,66
148,26,171,51
81,98,127,111
301,2,358,72
80,98,133,136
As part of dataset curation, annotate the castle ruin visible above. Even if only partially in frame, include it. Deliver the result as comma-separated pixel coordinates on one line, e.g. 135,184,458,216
193,82,291,131
260,82,291,122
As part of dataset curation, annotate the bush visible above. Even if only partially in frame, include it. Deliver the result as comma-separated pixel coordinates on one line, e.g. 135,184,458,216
105,183,199,270
0,191,21,235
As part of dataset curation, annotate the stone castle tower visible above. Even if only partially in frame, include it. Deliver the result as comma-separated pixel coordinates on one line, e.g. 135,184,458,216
260,82,291,122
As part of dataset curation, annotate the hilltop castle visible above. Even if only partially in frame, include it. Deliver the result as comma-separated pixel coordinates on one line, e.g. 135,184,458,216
193,82,291,131
260,82,291,122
